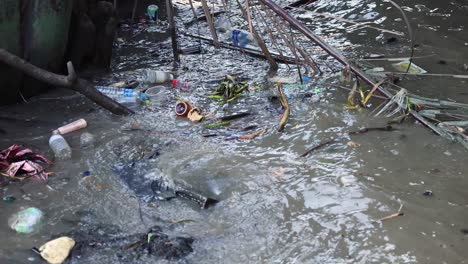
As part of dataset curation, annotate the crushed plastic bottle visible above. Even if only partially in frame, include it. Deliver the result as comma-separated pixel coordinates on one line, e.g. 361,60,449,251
49,134,72,160
142,70,174,84
8,207,44,234
225,29,255,47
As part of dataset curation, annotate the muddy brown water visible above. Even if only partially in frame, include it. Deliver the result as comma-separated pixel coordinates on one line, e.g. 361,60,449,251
1,0,468,263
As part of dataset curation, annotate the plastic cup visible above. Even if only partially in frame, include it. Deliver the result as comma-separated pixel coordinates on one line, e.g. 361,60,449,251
175,101,192,117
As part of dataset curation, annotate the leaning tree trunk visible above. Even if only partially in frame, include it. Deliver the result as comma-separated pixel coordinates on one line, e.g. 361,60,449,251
0,48,133,115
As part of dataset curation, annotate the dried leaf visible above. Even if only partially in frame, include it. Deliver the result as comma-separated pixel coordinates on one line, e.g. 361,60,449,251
188,108,204,122
362,80,385,105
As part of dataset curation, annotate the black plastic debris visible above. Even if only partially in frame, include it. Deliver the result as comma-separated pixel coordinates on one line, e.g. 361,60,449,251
423,190,433,196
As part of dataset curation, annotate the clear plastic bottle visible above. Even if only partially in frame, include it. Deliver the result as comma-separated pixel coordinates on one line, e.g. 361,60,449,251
49,134,72,160
142,70,174,84
172,80,192,92
96,86,138,103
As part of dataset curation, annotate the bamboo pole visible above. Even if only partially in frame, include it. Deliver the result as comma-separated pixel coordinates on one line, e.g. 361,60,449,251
201,0,220,48
166,0,180,63
131,0,138,21
259,0,444,137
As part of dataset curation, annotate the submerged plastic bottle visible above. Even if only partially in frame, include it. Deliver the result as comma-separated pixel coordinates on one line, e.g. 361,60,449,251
96,86,138,103
225,29,255,47
49,134,72,160
172,80,192,92
142,70,174,84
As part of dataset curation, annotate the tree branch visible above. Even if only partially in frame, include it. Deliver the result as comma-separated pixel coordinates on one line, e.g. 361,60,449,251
0,48,133,115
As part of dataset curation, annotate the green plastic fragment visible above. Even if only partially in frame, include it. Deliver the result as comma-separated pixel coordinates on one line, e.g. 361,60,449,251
3,195,15,203
147,233,154,244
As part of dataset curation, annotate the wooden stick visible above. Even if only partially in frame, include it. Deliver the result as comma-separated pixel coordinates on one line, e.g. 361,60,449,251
238,129,265,140
166,0,180,63
236,0,278,70
0,49,133,115
379,204,404,222
201,0,220,48
300,138,337,157
183,33,300,64
300,126,396,157
277,83,290,132
131,0,138,21
188,0,198,18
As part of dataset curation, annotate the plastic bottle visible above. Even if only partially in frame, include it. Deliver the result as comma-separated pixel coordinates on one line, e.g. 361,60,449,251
147,4,159,22
53,119,87,135
49,134,72,160
142,70,174,84
96,86,138,103
225,29,255,47
172,80,192,92
8,207,44,234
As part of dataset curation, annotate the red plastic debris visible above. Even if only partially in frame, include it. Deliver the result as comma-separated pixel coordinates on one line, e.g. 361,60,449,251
0,145,51,183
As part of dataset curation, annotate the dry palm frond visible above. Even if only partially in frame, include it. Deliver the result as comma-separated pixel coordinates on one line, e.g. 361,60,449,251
375,88,408,117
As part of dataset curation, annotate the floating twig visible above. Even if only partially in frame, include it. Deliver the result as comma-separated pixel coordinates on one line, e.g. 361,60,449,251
300,138,338,157
277,83,290,132
378,204,404,222
301,126,396,157
238,129,265,140
171,218,200,224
